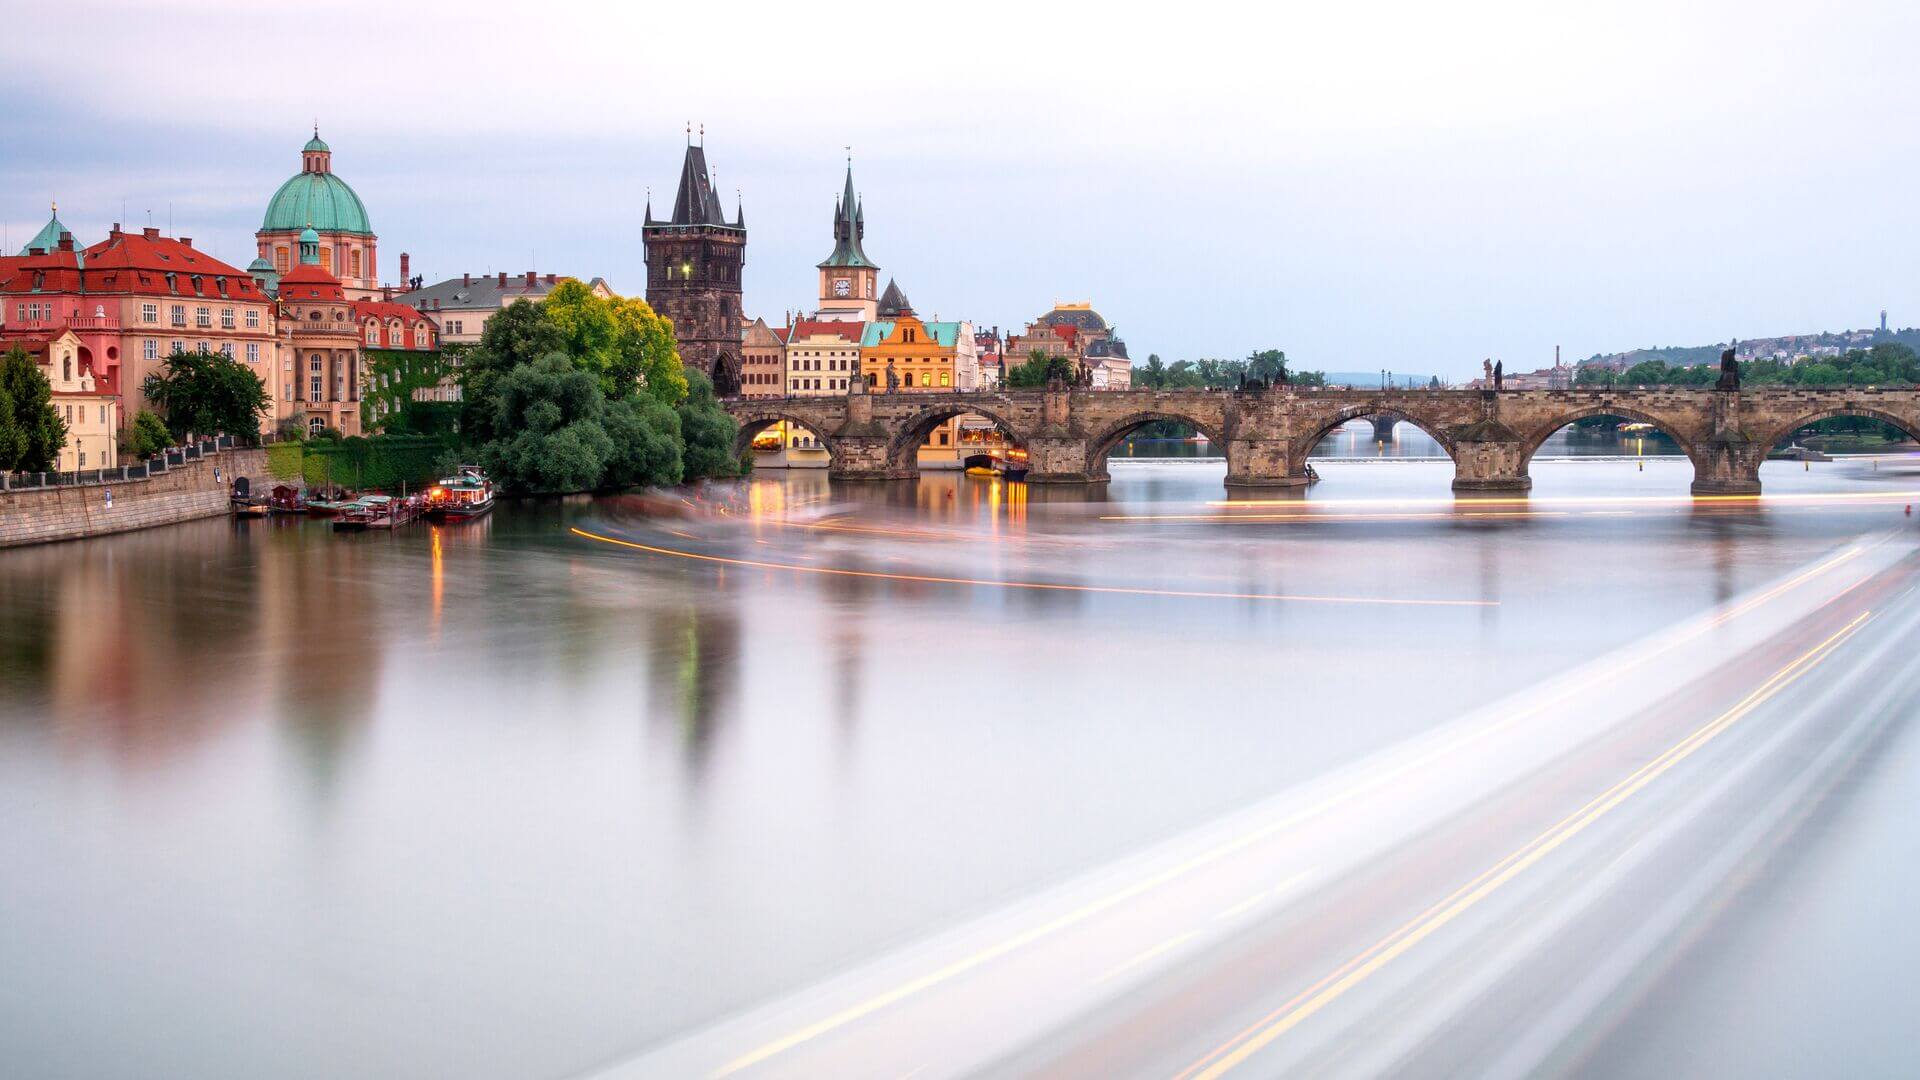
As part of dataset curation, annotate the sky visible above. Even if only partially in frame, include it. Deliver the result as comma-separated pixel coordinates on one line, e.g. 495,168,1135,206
4,1,1917,379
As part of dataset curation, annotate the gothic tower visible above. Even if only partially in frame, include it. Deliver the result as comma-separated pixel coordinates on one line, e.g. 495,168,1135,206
644,137,747,396
815,162,879,322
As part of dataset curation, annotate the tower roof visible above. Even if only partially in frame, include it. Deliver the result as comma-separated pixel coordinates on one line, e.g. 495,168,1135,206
876,277,911,318
818,163,877,269
263,133,371,235
659,143,740,230
19,206,74,256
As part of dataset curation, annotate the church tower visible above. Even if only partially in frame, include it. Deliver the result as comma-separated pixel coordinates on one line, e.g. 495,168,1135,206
644,134,747,396
815,162,879,322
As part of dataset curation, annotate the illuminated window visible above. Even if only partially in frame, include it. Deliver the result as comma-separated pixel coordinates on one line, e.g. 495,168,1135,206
319,247,333,272
940,371,950,387
274,246,289,272
349,249,361,278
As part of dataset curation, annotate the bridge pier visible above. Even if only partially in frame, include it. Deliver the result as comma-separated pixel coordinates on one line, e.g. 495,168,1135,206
1224,438,1307,488
1370,417,1397,443
1024,436,1104,484
826,436,914,481
1689,439,1764,495
1449,407,1531,493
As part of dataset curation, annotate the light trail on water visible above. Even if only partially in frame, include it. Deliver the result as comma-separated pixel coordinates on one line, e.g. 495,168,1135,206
568,526,1496,608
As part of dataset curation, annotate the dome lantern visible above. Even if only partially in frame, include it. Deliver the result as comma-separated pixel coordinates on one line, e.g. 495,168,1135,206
262,131,371,235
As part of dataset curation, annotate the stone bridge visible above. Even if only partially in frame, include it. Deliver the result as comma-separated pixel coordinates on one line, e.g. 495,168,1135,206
725,385,1920,494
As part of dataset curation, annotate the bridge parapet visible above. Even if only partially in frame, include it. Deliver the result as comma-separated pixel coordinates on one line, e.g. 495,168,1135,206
722,385,1920,495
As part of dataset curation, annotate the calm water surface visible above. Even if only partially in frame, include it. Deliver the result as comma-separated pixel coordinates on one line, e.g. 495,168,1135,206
4,446,1920,1078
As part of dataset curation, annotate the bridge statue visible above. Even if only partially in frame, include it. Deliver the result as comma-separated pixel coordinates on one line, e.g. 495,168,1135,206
1716,347,1740,391
884,360,899,393
1493,361,1503,391
1483,359,1493,385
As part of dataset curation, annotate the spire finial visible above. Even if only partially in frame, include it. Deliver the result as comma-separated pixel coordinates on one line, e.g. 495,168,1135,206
699,122,705,146
313,118,319,138
685,121,691,145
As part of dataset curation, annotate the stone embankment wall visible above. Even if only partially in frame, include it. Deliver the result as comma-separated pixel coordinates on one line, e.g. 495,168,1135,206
0,448,269,548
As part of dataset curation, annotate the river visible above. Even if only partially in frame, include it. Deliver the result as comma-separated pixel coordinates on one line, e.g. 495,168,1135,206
5,434,1920,1078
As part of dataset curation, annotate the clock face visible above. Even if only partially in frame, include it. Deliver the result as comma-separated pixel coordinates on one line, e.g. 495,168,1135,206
833,278,851,298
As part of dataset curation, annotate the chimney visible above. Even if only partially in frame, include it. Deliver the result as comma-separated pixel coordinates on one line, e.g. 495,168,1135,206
58,233,74,252
497,271,507,287
545,273,556,284
111,222,122,238
400,253,410,282
179,237,192,249
462,272,471,287
526,271,537,287
143,227,160,239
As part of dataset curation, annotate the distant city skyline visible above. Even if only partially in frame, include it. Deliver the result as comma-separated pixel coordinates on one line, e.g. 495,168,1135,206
4,1,1917,378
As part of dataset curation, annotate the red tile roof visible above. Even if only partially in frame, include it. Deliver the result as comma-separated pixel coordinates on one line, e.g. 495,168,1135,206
785,318,863,341
0,228,264,301
277,261,345,301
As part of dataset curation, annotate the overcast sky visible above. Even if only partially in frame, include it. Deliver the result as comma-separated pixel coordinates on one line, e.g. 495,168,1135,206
4,1,1916,377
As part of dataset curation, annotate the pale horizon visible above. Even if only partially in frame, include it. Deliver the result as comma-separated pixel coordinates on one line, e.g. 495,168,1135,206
4,0,1915,377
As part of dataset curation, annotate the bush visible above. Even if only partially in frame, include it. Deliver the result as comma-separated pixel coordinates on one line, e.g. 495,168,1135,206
126,409,172,459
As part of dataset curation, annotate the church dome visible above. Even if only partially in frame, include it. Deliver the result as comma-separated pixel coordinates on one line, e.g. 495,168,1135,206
1038,304,1108,332
304,133,330,153
263,171,371,234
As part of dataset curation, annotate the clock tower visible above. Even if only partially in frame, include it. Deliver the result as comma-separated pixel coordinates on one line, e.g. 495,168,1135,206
644,136,747,395
814,162,879,322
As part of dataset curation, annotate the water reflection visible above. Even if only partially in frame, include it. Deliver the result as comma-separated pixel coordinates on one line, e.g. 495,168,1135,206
1,458,1914,1080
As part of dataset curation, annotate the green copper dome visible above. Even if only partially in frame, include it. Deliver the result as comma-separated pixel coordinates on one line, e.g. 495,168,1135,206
262,171,371,235
304,133,330,153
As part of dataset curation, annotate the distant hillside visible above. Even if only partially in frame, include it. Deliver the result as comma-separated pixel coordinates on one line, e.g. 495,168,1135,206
1584,326,1920,368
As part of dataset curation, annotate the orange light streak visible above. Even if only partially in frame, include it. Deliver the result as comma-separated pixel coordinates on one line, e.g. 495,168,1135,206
569,527,1495,608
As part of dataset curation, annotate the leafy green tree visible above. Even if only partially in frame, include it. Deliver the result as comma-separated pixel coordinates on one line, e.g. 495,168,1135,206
478,354,615,492
611,296,687,404
603,393,684,487
676,369,739,478
544,278,621,381
460,301,566,442
1138,354,1167,388
140,348,269,445
0,346,64,470
1005,350,1075,388
127,409,172,459
1246,349,1289,382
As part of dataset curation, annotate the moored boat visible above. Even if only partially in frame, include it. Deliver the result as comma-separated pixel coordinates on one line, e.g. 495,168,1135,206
425,466,496,521
268,485,307,514
332,494,421,532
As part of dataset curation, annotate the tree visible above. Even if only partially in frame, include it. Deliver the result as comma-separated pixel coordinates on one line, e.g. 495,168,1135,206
603,394,684,487
141,348,269,445
1246,349,1288,382
126,409,172,459
478,353,616,493
0,346,64,471
460,301,566,442
675,368,739,478
1138,354,1168,388
1004,349,1075,388
610,295,687,404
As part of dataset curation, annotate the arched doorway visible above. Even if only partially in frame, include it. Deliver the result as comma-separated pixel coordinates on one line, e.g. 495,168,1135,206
710,352,741,398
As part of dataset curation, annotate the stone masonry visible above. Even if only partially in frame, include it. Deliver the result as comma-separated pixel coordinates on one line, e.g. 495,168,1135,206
0,448,268,547
727,385,1920,494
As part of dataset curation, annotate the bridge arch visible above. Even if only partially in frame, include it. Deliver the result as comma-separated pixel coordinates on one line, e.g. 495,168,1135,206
886,402,1031,473
1294,404,1459,463
1753,405,1920,457
730,410,840,461
1086,410,1230,476
1518,404,1706,463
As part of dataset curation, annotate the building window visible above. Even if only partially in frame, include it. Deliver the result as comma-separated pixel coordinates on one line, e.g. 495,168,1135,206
79,451,87,467
245,309,260,329
141,303,158,323
940,371,951,387
220,342,234,358
171,305,186,327
246,343,260,363
143,339,159,361
310,376,323,400
195,307,211,328
366,325,379,345
319,248,333,273
274,246,289,272
309,416,326,434
310,355,323,373
221,307,235,328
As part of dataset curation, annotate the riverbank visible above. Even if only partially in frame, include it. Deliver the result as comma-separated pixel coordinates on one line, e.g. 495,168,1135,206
0,445,267,548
